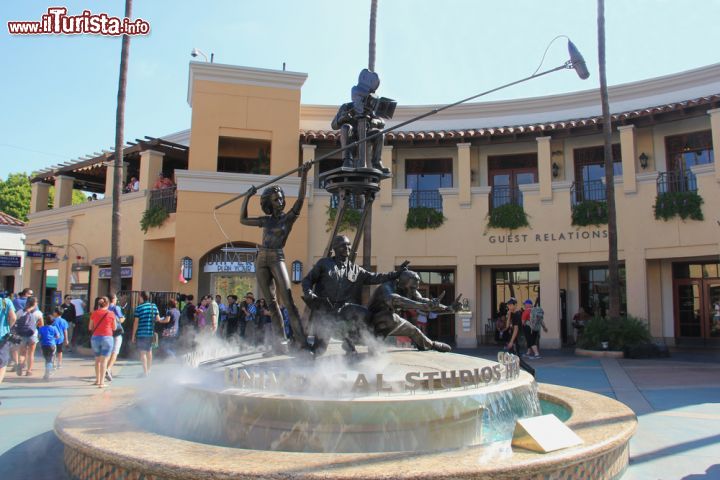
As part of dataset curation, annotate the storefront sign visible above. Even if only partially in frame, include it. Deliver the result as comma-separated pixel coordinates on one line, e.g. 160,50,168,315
92,255,133,266
0,255,21,268
98,267,133,279
204,250,256,274
26,251,56,259
204,261,255,273
487,229,608,244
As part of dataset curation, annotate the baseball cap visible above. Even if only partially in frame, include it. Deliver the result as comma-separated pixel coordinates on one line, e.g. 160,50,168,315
524,299,533,305
507,297,517,305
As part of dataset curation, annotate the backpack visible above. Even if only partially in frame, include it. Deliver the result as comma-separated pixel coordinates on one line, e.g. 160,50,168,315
530,307,544,332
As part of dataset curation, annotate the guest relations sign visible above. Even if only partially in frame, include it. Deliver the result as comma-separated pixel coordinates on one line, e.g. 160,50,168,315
487,229,608,244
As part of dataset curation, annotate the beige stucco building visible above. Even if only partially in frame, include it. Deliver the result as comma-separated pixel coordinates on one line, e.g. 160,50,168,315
25,61,720,348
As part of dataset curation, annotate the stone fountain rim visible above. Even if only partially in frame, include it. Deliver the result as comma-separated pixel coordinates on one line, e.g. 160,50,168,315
55,383,637,480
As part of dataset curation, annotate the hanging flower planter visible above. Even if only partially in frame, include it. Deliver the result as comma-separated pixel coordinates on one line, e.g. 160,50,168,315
571,200,608,226
486,204,529,230
653,191,704,221
405,207,445,230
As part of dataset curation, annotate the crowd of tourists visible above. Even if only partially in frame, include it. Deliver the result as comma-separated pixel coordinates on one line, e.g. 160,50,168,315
0,287,296,394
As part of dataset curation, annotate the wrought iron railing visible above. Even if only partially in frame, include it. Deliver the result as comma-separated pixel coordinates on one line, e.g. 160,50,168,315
489,185,522,210
657,170,697,194
409,189,443,212
149,185,177,213
571,179,606,205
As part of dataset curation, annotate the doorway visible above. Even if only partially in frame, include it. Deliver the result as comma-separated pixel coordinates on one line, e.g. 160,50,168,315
488,153,537,207
673,262,720,346
413,269,455,345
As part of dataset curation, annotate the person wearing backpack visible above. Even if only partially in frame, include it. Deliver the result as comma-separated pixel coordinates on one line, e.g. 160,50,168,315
527,300,548,359
14,296,44,376
0,294,17,387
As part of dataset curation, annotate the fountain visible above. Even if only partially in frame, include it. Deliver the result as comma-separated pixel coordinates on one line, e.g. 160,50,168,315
55,32,635,480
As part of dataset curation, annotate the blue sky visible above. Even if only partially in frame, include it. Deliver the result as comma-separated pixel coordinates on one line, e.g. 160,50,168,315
1,0,719,180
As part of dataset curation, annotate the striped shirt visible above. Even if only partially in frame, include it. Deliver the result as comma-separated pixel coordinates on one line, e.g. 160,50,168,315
134,302,159,338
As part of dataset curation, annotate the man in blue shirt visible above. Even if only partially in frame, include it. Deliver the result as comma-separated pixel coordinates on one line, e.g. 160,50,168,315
132,291,160,377
0,296,17,387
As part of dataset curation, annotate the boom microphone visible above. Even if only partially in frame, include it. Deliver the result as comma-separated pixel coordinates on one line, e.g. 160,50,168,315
567,40,590,80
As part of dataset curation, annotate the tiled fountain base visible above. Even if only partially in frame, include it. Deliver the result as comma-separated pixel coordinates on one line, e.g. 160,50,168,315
57,383,635,480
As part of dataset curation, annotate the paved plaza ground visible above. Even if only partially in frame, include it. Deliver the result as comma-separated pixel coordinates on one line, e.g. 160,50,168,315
0,346,718,479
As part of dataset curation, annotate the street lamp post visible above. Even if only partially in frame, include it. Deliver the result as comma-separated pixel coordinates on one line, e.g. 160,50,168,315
38,239,52,312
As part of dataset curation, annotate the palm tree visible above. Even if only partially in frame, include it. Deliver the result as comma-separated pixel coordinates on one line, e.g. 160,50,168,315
111,0,132,294
362,0,378,272
597,0,621,320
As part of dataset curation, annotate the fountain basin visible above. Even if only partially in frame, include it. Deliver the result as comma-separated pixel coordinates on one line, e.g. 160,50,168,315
56,352,636,479
144,350,539,453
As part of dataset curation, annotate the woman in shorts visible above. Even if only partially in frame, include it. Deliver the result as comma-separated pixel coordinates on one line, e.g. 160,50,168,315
88,296,116,388
14,297,43,376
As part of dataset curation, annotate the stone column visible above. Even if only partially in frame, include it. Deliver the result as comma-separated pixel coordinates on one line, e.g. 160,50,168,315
138,150,165,191
708,108,720,182
105,162,128,197
457,143,472,206
539,252,560,349
301,144,317,205
30,182,51,214
536,136,552,201
625,251,649,322
54,175,74,208
618,125,637,193
380,145,394,207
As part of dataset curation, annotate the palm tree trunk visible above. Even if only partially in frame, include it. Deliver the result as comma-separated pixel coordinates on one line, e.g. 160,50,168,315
362,0,378,273
111,0,132,294
598,0,621,320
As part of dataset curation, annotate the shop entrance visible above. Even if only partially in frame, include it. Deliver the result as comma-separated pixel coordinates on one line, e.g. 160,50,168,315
674,262,720,346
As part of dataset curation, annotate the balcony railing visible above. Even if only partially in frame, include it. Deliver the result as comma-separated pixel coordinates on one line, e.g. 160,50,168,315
571,179,606,205
149,185,177,213
490,185,522,210
409,189,443,212
657,170,697,194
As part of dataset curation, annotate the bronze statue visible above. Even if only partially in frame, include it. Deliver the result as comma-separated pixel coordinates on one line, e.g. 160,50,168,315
301,235,401,355
366,270,454,353
241,162,312,352
331,69,395,173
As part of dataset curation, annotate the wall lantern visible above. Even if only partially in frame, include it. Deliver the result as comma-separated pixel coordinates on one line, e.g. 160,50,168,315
291,260,303,284
551,162,560,178
181,256,193,281
638,152,649,169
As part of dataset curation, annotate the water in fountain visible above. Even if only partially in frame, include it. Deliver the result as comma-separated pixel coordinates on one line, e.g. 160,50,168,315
136,334,541,454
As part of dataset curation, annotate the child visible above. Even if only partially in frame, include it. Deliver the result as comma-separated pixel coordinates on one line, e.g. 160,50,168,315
37,315,60,380
51,308,69,370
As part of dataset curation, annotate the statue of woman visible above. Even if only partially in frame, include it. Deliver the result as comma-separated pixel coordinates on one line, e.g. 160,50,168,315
241,163,311,353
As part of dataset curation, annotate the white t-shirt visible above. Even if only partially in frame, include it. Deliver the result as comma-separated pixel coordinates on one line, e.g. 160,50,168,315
71,298,85,316
417,312,428,324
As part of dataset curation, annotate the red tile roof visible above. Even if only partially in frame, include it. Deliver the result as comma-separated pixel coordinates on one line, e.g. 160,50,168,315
300,94,720,142
0,212,25,227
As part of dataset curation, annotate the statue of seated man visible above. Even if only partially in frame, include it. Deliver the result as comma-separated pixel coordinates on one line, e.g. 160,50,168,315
366,270,453,353
301,234,400,355
331,69,389,173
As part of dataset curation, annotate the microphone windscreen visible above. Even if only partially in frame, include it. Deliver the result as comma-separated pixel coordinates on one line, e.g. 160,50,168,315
568,40,590,80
